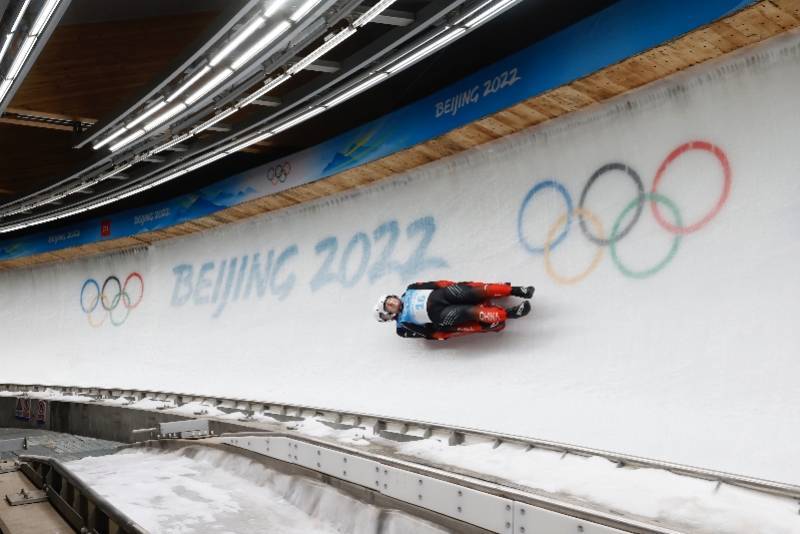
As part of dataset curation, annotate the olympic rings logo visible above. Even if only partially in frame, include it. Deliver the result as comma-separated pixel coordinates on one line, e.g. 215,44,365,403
517,140,732,284
80,273,144,327
266,162,291,186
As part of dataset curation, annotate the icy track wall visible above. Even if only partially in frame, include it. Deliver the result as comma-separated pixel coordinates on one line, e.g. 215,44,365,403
3,32,800,485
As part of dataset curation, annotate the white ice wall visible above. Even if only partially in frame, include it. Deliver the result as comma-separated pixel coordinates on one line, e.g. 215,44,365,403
3,32,800,484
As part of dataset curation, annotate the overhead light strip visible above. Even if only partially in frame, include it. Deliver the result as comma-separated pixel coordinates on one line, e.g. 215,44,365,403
94,12,294,153
109,129,146,152
239,73,291,107
185,68,234,105
143,102,187,132
463,0,519,27
353,0,398,27
272,105,326,133
166,65,212,103
324,72,388,108
209,17,266,67
29,0,61,36
92,0,373,155
225,130,275,153
124,100,167,130
287,26,356,75
265,0,290,18
10,0,32,32
386,27,466,74
191,107,238,135
150,133,192,156
0,34,13,65
1,0,66,104
230,20,291,70
290,0,322,22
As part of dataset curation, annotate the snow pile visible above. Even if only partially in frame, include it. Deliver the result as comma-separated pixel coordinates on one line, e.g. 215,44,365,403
67,447,449,534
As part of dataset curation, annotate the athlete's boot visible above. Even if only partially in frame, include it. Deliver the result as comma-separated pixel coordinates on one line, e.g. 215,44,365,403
511,286,535,299
506,301,531,319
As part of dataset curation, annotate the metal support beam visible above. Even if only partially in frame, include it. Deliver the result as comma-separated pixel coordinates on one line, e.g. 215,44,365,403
352,7,415,26
0,108,95,132
249,96,282,107
296,58,341,73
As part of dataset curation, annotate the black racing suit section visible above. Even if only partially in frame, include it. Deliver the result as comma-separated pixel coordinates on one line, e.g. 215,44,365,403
395,281,511,340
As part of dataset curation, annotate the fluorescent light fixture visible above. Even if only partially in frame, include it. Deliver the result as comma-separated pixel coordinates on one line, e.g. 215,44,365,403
239,73,290,107
210,16,266,67
288,27,356,75
151,133,192,155
30,0,61,36
185,68,233,105
0,79,12,103
325,72,388,108
225,130,274,153
386,27,466,74
143,102,187,131
353,0,397,27
0,150,228,232
264,0,289,18
138,151,227,193
290,0,321,22
109,129,145,152
93,127,128,150
1,158,132,218
7,35,36,79
71,180,97,194
125,100,167,130
272,105,326,134
464,0,518,27
184,151,228,173
11,0,32,32
148,168,188,188
231,20,290,70
453,0,494,25
0,34,12,65
191,107,238,134
167,65,211,102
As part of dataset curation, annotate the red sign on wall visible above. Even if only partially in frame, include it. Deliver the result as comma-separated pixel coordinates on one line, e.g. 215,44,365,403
35,400,47,425
14,398,31,421
100,220,111,237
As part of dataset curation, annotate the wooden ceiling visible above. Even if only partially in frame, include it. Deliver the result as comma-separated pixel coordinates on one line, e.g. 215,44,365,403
0,8,222,202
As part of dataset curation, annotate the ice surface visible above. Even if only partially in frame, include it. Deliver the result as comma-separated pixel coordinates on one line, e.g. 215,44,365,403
66,447,449,534
2,30,800,488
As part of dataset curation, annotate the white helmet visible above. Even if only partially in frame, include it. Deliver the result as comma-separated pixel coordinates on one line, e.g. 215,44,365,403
374,294,398,322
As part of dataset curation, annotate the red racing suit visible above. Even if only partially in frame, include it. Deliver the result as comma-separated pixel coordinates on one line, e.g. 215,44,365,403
395,281,512,340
